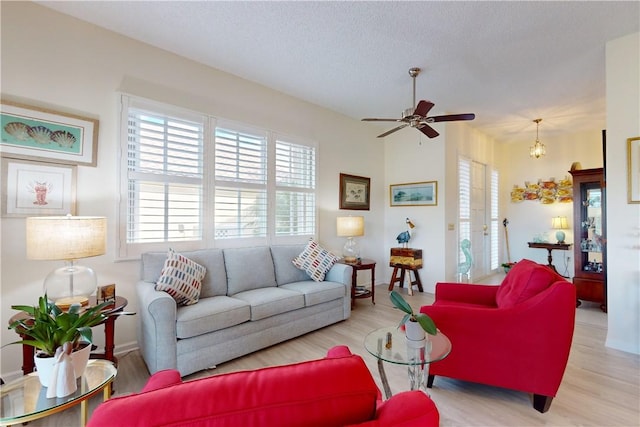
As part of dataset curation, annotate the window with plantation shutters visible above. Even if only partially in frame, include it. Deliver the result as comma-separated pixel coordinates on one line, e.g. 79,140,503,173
119,95,318,258
125,99,204,247
214,127,268,239
275,139,316,236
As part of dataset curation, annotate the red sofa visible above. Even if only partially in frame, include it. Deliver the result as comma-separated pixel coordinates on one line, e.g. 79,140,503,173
87,346,439,427
420,259,576,413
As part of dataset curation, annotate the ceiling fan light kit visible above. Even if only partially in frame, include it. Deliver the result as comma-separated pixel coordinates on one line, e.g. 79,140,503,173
362,67,475,138
530,118,546,159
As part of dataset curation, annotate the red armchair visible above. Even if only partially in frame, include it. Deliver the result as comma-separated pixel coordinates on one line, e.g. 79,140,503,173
420,259,576,413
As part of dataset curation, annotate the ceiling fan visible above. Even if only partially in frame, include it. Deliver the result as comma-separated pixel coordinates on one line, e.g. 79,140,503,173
362,67,475,138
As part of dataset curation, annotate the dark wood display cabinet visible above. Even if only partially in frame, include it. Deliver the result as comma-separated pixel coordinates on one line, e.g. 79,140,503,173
569,168,606,312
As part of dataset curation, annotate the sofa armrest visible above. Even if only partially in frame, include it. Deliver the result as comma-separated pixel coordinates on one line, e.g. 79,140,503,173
325,262,352,286
346,391,439,427
434,282,499,306
135,281,179,374
140,369,182,392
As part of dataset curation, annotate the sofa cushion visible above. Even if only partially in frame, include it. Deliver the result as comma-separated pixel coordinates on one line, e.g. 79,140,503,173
232,287,305,321
176,296,251,339
270,244,311,285
280,281,345,307
155,248,207,306
224,247,277,295
496,259,563,308
292,239,340,282
142,248,227,298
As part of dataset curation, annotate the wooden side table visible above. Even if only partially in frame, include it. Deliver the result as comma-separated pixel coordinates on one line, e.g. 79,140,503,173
9,296,128,375
338,258,376,309
527,242,572,276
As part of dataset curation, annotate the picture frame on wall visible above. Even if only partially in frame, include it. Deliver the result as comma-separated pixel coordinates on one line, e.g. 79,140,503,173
1,158,77,217
390,181,438,207
339,173,370,210
1,100,99,166
628,136,640,203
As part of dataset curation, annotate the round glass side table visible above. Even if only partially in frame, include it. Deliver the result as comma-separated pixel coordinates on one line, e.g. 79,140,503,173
364,326,451,399
0,359,117,426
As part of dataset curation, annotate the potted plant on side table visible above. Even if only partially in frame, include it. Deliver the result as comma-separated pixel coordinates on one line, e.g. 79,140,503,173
7,294,111,387
390,290,437,343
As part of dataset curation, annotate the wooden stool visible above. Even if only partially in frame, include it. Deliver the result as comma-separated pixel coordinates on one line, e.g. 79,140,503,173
388,265,423,295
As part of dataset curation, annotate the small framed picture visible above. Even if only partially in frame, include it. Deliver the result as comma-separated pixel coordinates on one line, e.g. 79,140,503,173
1,157,76,217
339,173,370,210
97,284,116,304
390,181,438,207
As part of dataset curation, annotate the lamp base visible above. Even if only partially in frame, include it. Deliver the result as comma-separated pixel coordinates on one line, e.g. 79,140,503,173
555,230,566,244
54,296,89,310
342,237,360,264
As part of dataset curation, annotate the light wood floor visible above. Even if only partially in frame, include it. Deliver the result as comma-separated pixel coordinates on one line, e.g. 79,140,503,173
26,284,640,426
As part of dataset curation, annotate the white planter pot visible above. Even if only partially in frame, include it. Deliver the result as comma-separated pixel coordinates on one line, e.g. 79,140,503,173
34,342,92,387
405,319,427,342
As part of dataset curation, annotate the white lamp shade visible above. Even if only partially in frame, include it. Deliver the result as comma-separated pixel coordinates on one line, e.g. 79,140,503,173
336,216,365,237
551,216,568,230
26,216,107,261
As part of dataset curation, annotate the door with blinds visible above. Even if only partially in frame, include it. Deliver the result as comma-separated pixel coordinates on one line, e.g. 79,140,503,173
458,157,499,281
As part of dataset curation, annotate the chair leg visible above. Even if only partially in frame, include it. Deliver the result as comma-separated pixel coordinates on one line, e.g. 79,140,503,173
532,394,553,413
426,374,435,388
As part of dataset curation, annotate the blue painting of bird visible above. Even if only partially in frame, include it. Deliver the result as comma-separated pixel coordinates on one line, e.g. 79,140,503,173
396,218,415,247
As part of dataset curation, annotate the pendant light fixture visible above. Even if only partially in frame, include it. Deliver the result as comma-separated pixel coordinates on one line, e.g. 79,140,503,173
530,118,546,159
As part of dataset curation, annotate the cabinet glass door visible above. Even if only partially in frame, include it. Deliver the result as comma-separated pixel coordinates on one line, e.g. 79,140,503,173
580,185,603,273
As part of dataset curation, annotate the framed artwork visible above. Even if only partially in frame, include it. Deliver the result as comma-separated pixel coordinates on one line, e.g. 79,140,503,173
1,158,76,217
628,136,640,203
339,173,370,210
390,181,437,207
1,100,98,166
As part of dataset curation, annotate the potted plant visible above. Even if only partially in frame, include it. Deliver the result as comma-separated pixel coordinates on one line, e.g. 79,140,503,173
389,290,437,341
7,294,111,386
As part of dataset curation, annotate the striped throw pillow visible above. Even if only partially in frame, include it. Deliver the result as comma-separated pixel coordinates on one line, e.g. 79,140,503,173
292,239,340,282
155,248,207,306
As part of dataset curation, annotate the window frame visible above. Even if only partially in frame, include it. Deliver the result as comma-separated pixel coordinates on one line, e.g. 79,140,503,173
117,94,317,259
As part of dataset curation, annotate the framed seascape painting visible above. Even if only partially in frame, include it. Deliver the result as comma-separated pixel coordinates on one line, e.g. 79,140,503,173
339,173,370,210
1,158,76,217
390,181,437,207
1,100,98,166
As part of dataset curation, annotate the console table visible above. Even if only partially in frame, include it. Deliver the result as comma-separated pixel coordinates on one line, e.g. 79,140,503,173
527,242,572,276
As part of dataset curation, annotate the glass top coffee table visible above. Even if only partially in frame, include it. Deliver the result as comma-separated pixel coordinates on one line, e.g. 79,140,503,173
364,326,451,399
0,360,116,426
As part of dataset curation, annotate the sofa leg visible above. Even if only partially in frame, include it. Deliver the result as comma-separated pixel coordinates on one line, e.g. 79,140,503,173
533,394,553,413
426,374,435,388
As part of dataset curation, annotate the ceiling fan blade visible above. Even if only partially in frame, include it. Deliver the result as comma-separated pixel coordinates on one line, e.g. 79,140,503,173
362,118,403,122
429,113,476,123
413,100,435,117
417,124,439,138
377,124,409,138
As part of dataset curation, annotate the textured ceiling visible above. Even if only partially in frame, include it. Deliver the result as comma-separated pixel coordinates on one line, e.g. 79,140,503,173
37,1,639,143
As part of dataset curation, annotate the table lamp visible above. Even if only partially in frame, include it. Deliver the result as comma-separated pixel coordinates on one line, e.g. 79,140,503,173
336,216,364,263
26,215,107,308
551,216,568,244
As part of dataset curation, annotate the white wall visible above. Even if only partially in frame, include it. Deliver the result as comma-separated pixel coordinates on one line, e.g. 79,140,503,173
0,2,386,378
605,32,640,355
501,130,603,277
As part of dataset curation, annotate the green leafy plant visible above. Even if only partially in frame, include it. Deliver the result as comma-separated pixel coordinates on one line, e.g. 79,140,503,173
7,295,111,357
389,290,437,335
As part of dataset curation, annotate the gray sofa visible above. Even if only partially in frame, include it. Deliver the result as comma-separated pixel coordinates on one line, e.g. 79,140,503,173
136,244,352,376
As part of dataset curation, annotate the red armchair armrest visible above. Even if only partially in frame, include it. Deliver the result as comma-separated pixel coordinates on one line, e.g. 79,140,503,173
434,282,499,306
